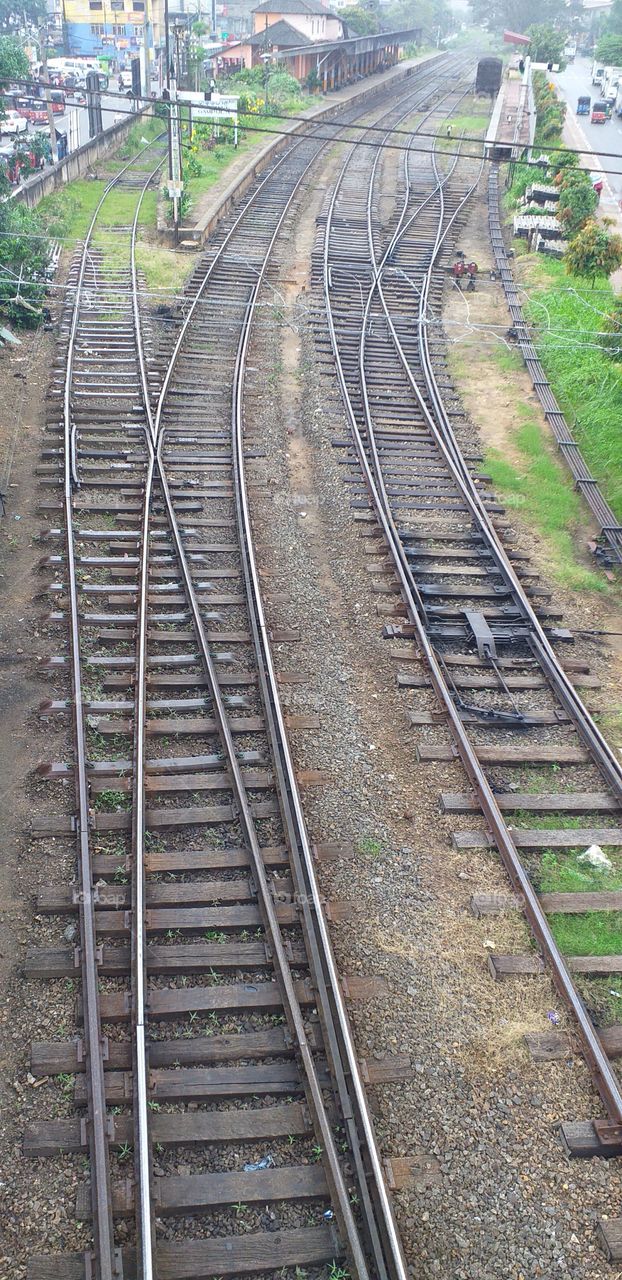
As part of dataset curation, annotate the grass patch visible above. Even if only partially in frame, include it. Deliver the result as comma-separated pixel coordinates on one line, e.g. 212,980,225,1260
38,179,107,243
37,179,158,246
485,405,611,593
117,116,163,160
537,849,622,895
93,788,131,813
357,836,384,858
549,911,622,956
521,254,622,524
491,343,524,375
512,812,594,831
135,241,194,295
436,97,490,151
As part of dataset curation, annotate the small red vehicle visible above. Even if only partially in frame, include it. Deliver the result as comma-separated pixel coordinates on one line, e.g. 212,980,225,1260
14,97,48,124
591,99,610,123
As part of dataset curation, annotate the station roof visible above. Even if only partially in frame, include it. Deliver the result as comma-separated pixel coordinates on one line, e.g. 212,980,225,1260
253,0,332,14
273,25,421,59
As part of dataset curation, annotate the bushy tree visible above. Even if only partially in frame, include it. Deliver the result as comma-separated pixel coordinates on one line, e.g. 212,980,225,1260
605,0,622,36
558,172,598,235
596,33,622,64
0,201,50,325
565,219,622,285
0,0,46,31
0,34,29,83
381,0,451,36
340,5,379,34
526,23,566,65
469,0,566,34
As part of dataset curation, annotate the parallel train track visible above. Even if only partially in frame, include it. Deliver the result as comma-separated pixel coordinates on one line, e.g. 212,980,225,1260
319,50,622,1199
23,58,476,1280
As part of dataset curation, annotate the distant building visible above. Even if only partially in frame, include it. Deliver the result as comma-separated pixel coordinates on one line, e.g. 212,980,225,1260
62,0,147,61
251,0,343,42
220,0,344,69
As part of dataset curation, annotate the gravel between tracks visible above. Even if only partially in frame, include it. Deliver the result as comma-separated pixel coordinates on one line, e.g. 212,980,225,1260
244,162,622,1279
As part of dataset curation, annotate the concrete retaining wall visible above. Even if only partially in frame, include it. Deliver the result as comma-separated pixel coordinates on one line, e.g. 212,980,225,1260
11,108,148,210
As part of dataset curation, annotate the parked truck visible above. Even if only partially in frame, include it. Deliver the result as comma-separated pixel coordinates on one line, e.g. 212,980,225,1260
591,60,605,85
602,67,622,102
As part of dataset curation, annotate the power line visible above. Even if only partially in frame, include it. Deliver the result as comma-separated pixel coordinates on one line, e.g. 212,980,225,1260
9,72,622,176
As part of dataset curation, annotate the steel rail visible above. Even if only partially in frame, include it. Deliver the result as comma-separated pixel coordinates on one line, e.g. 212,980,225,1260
324,129,622,1123
151,53,458,441
61,138,165,1280
125,70,460,1280
63,134,165,490
128,155,166,1280
151,160,372,1277
417,146,622,792
372,129,622,1118
231,223,409,1280
360,108,467,532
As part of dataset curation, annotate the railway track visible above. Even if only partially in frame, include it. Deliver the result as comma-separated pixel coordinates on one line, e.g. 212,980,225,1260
22,58,477,1280
319,55,622,1241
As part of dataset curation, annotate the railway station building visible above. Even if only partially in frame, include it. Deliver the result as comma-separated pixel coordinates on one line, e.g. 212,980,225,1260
220,4,421,91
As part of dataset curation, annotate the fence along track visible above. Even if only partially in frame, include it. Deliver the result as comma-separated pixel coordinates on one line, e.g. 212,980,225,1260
322,104,622,1128
488,165,622,567
25,64,468,1280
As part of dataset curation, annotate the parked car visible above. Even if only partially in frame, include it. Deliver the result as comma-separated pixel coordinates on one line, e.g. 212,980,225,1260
2,109,28,135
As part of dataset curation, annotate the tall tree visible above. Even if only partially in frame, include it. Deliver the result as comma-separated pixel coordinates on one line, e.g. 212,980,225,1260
527,22,566,63
341,4,379,33
0,34,29,86
596,33,622,63
565,220,622,286
469,0,566,34
0,0,46,31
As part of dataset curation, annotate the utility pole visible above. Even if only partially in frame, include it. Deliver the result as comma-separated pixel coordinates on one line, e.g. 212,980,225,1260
38,27,58,164
143,0,153,97
263,12,270,113
164,0,183,240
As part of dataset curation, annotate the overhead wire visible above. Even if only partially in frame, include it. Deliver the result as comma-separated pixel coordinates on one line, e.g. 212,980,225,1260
7,74,622,176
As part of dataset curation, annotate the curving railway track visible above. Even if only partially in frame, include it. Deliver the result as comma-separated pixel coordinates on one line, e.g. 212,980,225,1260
20,45,622,1278
23,57,480,1280
319,45,622,1212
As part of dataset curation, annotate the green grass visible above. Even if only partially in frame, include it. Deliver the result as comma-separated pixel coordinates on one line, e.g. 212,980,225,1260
538,849,622,895
38,179,108,242
135,241,194,295
117,115,164,160
446,111,489,136
357,836,384,858
549,912,622,956
37,179,158,245
485,404,611,593
521,255,622,525
436,96,490,151
181,115,288,212
491,344,524,374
